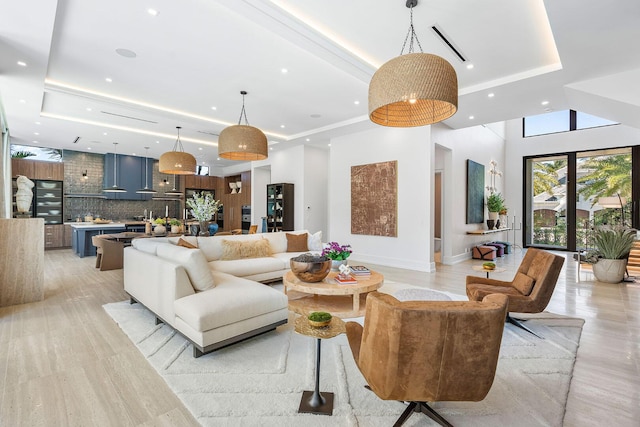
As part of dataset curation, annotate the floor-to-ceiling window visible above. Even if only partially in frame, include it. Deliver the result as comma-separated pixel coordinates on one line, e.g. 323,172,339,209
525,147,633,252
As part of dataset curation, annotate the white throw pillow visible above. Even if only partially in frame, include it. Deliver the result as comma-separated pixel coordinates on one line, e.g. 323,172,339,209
308,231,322,251
156,244,215,292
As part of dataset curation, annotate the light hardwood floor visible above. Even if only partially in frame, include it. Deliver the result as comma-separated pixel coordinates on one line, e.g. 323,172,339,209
1,249,638,426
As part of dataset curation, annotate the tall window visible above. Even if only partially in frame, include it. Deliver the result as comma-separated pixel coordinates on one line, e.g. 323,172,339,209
525,147,634,252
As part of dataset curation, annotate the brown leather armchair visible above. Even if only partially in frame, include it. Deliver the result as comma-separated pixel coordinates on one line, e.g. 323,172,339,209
346,291,508,427
466,248,564,338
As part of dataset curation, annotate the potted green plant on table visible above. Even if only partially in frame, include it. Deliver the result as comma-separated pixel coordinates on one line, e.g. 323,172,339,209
322,241,352,270
486,192,505,229
169,218,182,234
186,192,222,236
585,227,636,283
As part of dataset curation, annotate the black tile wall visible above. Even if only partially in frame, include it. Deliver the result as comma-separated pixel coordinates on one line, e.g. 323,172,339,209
63,149,182,221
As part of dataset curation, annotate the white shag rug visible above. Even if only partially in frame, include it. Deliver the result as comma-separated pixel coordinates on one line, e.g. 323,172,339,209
104,287,583,427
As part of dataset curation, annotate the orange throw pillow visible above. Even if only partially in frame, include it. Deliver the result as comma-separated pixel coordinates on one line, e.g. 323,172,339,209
286,233,309,252
177,237,198,249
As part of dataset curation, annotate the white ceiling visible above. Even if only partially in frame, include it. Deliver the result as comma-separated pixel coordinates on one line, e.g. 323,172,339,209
2,0,640,173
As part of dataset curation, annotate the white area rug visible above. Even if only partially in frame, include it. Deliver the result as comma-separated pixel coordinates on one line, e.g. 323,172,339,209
104,289,583,427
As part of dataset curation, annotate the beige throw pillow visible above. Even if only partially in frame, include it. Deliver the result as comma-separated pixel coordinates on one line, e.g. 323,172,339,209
512,272,535,295
220,238,272,260
286,232,309,252
177,237,198,249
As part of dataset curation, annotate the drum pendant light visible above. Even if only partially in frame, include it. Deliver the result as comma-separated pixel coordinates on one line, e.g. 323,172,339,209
103,142,127,193
218,91,268,161
136,146,158,194
159,126,196,174
369,0,458,127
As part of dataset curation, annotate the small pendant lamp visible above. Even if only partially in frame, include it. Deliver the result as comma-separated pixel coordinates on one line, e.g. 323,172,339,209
165,175,184,196
103,142,127,193
368,0,458,127
136,146,158,194
218,91,268,161
159,126,196,174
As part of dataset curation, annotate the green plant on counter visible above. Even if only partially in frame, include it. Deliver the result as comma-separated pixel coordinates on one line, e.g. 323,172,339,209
154,218,166,225
169,218,181,226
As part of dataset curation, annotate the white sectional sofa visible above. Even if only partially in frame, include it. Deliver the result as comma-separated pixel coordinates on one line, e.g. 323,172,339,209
123,230,321,357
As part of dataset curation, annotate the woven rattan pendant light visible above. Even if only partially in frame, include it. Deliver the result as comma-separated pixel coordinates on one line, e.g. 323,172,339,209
159,126,196,174
218,91,268,161
369,0,458,127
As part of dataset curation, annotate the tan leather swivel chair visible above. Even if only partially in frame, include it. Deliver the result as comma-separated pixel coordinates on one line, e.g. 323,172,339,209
92,235,124,271
346,291,508,427
466,248,564,338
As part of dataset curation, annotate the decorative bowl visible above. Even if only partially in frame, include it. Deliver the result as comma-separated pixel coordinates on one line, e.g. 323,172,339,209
482,262,496,270
40,182,57,189
308,311,332,328
290,254,331,283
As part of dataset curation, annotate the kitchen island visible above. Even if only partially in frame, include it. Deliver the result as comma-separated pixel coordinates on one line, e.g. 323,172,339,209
69,222,127,257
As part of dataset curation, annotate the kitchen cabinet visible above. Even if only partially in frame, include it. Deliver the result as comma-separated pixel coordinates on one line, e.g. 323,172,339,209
11,158,35,178
266,183,294,232
44,224,65,249
103,154,153,200
219,171,251,232
34,161,64,180
184,175,218,190
63,225,73,247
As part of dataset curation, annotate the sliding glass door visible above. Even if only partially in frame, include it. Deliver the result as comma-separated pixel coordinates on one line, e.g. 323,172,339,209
525,147,634,252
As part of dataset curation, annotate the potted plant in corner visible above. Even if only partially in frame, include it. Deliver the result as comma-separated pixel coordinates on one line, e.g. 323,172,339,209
486,192,504,230
585,227,636,283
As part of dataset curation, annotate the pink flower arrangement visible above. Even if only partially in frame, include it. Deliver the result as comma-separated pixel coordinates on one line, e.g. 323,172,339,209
322,241,352,260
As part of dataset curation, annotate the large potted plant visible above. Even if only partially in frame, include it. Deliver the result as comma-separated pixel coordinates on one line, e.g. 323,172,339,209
186,192,222,236
586,227,636,283
486,192,504,229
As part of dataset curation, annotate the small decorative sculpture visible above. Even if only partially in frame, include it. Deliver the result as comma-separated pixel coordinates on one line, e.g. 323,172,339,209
15,175,35,214
229,182,237,194
236,180,242,193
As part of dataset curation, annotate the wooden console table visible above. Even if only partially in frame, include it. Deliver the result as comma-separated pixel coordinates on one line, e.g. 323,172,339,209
466,228,511,235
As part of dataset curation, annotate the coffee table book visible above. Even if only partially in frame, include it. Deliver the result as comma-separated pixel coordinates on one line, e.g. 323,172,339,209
334,274,357,284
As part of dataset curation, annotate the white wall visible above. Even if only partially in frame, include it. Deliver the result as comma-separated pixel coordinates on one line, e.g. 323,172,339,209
251,166,271,231
329,126,432,272
504,120,640,248
431,123,506,263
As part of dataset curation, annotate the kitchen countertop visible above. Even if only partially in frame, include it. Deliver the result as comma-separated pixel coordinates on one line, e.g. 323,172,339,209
65,221,148,227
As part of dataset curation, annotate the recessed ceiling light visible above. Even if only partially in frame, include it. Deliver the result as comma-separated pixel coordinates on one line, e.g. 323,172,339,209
328,143,331,147
115,48,137,58
202,161,206,165
198,147,203,150
217,157,221,161
156,140,160,144
105,77,112,83
17,61,27,67
281,68,288,74
132,153,136,156
541,100,549,105
306,138,310,142
488,93,495,98
280,125,285,128
34,132,39,135
469,116,474,120
466,63,474,69
32,140,39,144
86,107,92,111
103,132,107,135
35,121,41,125
211,106,217,110
354,100,360,105
270,147,274,150
19,99,26,104
147,8,159,16
87,147,92,150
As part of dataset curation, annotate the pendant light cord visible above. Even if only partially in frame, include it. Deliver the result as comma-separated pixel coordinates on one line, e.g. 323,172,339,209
172,126,185,152
144,147,150,188
113,143,118,185
237,91,250,126
400,5,423,55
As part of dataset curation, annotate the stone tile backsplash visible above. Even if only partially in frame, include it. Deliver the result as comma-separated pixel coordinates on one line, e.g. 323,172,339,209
63,149,182,221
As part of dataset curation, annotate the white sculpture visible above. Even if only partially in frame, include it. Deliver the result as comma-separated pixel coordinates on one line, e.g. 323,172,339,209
236,181,242,193
229,182,237,194
15,175,34,214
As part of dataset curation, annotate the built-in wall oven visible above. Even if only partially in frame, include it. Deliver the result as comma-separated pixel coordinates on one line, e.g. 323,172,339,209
241,205,251,233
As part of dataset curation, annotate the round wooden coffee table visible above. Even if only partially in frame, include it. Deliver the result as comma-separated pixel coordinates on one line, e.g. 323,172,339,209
283,270,384,318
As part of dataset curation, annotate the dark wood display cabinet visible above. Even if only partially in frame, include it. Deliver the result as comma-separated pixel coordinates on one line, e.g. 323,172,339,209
266,183,294,232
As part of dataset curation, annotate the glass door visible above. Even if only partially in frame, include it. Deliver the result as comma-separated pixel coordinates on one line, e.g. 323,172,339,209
524,155,568,249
